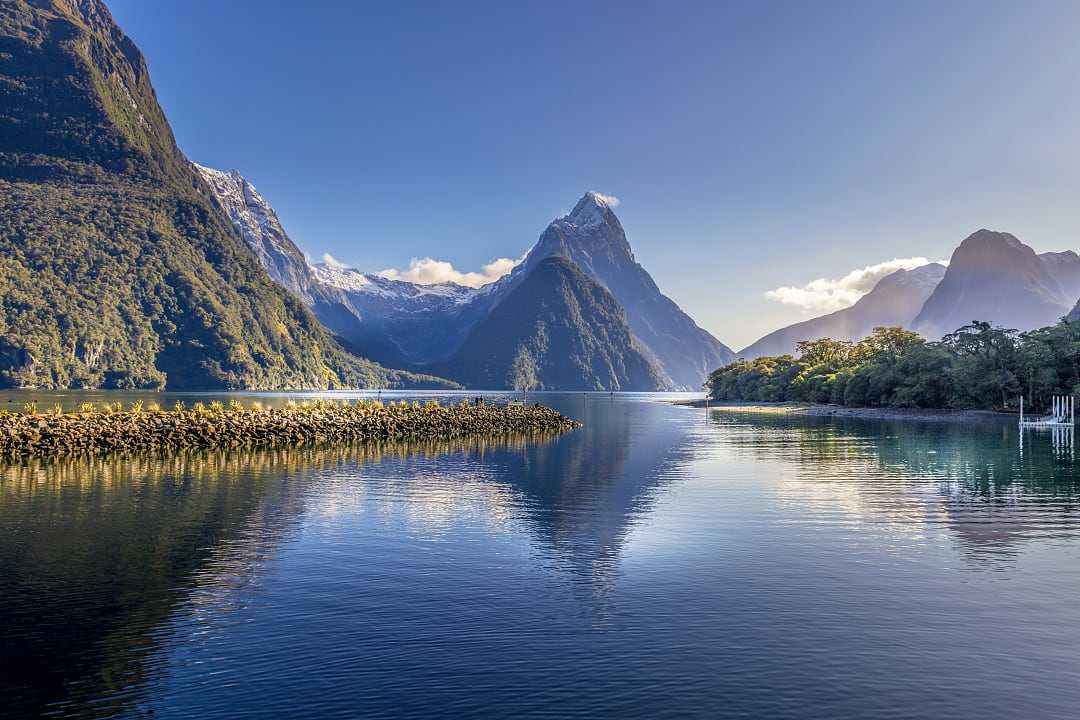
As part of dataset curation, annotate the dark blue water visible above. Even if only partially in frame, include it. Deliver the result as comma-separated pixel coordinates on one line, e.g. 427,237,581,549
3,393,1080,718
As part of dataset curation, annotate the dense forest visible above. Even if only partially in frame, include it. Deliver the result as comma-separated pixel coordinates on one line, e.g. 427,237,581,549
707,320,1080,412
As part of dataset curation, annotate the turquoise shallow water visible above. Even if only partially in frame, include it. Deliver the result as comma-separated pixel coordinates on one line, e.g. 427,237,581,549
2,393,1080,719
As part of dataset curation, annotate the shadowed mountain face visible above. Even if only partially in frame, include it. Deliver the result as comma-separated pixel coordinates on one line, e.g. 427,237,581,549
512,193,735,388
432,257,668,390
740,263,947,359
0,0,448,390
912,230,1071,339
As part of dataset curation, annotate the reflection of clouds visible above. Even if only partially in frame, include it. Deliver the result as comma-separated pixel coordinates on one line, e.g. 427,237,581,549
362,469,520,537
705,412,1080,567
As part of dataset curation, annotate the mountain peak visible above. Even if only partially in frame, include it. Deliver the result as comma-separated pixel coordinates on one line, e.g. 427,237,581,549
958,229,1024,251
913,230,1068,338
565,191,619,227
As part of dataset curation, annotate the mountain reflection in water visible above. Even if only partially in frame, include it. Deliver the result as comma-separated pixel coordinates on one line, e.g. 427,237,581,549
2,393,1080,720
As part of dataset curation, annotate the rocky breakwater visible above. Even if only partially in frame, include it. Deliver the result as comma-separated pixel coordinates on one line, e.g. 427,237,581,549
0,399,580,458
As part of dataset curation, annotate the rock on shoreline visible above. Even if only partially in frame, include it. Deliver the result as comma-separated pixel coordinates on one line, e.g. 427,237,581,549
0,400,580,458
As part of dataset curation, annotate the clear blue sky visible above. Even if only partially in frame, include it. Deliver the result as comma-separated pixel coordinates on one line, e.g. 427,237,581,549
109,0,1080,349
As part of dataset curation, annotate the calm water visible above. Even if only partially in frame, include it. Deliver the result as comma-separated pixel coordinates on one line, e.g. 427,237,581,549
3,392,1080,719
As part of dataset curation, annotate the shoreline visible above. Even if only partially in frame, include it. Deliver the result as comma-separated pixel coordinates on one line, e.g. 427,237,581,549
673,398,1007,423
0,399,579,458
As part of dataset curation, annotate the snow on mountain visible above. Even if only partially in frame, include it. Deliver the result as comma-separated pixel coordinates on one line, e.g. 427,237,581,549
312,262,479,306
193,163,323,303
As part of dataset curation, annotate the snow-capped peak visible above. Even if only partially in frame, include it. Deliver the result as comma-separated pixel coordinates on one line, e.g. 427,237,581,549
562,191,618,228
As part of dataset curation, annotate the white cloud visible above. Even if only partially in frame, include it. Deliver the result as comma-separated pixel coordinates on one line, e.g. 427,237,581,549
321,253,348,269
377,253,525,288
593,192,620,207
765,257,944,313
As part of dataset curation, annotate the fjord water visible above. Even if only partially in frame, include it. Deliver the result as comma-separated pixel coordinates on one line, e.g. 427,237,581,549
3,394,1080,719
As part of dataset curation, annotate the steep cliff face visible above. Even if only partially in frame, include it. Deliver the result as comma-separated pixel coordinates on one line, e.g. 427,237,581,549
192,164,322,303
912,230,1070,339
740,263,947,359
0,0,450,389
432,257,669,390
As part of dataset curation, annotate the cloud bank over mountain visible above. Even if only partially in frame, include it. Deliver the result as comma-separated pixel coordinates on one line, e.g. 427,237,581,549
375,255,524,287
765,256,946,313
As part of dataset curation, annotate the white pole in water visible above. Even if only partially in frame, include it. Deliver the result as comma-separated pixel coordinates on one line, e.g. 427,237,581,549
1020,394,1024,425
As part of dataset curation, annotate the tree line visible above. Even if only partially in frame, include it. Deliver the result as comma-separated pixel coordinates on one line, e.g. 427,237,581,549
707,320,1080,411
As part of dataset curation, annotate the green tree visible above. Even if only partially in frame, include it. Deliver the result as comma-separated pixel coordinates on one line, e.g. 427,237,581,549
508,345,539,400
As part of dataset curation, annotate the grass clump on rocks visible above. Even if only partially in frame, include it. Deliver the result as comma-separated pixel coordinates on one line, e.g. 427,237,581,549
0,399,579,458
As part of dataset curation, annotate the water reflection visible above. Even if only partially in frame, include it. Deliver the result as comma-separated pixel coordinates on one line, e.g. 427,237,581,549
0,433,568,719
5,398,1080,719
706,411,1080,565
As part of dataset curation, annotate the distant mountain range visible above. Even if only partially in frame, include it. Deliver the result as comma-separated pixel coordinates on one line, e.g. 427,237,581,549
741,230,1080,359
740,263,947,359
198,165,731,390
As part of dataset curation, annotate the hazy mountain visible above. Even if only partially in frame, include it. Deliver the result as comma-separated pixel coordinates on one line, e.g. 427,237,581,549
432,257,669,390
912,230,1071,339
0,0,450,389
1040,251,1080,306
502,193,734,388
740,263,947,359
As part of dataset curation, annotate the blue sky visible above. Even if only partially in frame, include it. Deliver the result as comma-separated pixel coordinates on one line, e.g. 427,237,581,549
109,0,1080,349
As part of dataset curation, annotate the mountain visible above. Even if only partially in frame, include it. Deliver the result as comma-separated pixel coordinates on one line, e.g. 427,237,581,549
191,164,324,304
196,172,723,389
310,260,484,366
912,230,1071,339
188,164,402,352
740,263,947,359
432,257,668,390
501,193,734,388
1040,250,1080,305
0,0,450,389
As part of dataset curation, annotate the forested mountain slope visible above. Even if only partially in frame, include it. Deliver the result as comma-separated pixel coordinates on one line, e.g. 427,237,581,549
0,0,449,389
